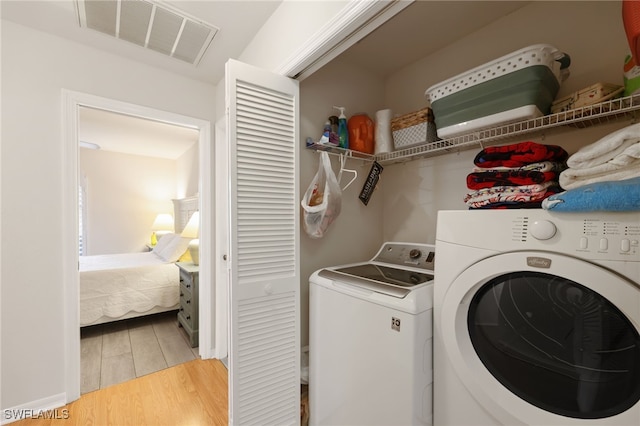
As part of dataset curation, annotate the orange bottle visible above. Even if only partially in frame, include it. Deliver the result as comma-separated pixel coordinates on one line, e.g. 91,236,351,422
347,113,374,154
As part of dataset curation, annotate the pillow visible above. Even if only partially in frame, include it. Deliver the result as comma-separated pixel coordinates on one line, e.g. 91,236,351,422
152,233,176,254
158,236,192,262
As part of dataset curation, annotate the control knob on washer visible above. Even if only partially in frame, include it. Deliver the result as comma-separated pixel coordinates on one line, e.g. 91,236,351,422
409,249,422,259
530,220,557,240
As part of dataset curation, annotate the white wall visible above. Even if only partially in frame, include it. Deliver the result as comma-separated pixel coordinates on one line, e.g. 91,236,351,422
176,142,199,199
238,0,349,73
80,149,177,255
1,20,215,413
298,55,387,344
384,1,629,115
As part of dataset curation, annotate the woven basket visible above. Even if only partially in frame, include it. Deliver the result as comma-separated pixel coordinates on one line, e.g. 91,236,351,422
391,107,437,149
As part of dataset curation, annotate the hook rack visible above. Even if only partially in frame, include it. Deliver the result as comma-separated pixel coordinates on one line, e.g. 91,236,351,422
307,141,375,163
306,143,364,190
337,152,358,191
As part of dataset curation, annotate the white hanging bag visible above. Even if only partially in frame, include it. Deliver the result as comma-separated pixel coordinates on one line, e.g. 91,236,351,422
301,151,342,239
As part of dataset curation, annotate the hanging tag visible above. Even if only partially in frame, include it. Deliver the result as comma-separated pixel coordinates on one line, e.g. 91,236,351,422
358,161,383,205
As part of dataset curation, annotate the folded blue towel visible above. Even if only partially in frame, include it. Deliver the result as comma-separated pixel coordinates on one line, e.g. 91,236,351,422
542,176,640,212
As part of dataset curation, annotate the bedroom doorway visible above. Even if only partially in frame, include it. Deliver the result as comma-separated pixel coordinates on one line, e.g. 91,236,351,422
78,106,203,393
63,90,216,402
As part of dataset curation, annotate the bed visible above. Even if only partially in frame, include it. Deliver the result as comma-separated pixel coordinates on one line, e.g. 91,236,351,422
80,195,198,327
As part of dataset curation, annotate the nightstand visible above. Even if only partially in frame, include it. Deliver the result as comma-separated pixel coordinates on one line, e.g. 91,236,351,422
176,262,199,347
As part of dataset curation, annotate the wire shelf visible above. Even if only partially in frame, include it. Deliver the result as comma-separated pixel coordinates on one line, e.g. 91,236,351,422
305,142,375,161
375,93,640,165
307,94,640,165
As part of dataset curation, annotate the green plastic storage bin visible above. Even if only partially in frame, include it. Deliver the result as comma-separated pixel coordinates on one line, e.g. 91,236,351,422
425,44,570,139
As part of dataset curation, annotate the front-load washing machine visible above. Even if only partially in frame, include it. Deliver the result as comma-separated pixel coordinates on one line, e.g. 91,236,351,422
434,210,640,425
309,242,435,426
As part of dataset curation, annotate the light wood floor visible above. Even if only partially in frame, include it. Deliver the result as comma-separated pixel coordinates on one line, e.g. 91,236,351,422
11,358,228,426
81,311,198,394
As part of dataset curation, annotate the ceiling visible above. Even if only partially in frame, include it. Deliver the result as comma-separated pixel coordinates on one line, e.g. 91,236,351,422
79,107,200,159
1,0,283,85
339,1,530,78
1,0,529,159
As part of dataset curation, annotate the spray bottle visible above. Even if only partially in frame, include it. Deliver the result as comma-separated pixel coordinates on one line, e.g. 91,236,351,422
333,106,349,149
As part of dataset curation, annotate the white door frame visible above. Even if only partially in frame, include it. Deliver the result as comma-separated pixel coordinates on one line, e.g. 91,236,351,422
275,0,412,80
62,90,214,402
213,118,229,359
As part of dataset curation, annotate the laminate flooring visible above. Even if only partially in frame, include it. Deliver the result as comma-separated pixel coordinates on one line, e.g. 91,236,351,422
81,310,198,394
11,358,228,426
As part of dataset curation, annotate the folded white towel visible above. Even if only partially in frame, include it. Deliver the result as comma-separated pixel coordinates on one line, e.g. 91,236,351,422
566,122,640,169
559,160,640,189
609,142,640,166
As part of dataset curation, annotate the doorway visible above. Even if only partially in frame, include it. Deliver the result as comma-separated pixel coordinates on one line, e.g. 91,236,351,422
62,90,215,401
77,106,201,393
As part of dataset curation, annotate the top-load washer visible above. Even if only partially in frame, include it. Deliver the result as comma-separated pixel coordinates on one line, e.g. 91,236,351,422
309,242,435,426
434,209,640,425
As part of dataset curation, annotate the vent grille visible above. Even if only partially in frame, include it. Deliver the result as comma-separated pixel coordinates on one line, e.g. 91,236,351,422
76,0,218,65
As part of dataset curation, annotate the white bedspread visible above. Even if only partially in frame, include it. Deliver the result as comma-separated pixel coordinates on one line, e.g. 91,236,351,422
80,251,166,270
80,252,180,326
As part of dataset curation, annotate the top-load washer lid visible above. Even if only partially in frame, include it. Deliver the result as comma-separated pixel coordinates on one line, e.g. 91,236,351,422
332,264,433,287
317,242,436,298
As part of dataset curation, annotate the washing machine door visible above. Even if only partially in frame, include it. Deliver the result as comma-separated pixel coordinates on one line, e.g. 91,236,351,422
441,251,640,425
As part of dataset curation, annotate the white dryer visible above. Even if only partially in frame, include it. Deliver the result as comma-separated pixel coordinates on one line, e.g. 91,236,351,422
309,242,435,426
434,210,640,425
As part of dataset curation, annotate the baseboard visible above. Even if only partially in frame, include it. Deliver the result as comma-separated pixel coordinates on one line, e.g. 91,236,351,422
1,393,68,425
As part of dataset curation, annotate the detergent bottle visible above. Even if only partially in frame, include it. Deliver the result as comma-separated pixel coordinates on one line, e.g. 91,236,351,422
348,113,374,154
333,106,349,149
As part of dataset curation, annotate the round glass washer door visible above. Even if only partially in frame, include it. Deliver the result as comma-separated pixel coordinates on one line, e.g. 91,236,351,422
440,251,640,425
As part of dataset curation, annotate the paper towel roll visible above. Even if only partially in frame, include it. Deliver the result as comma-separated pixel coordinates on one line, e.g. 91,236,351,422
375,109,393,154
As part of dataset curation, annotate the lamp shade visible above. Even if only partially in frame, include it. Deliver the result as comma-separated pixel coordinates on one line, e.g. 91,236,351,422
182,211,200,265
181,211,199,238
151,213,174,232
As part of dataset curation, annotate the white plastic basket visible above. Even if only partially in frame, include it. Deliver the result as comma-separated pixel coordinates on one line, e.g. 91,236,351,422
425,44,570,103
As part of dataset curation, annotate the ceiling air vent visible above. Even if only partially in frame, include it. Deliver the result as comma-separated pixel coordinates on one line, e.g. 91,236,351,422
76,0,218,66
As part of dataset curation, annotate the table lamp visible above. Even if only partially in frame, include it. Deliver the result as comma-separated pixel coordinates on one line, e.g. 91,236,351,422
181,211,200,265
151,213,174,246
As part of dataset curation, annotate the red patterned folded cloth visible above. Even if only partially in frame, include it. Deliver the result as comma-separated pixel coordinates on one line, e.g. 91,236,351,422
467,170,560,189
474,141,568,168
470,201,546,209
471,161,566,173
464,182,562,209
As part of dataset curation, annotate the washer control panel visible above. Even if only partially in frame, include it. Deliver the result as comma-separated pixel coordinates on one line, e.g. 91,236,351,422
437,210,640,263
509,215,640,260
373,242,436,271
573,218,640,254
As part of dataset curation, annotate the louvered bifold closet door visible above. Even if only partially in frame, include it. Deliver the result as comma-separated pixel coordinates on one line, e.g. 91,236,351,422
225,59,300,426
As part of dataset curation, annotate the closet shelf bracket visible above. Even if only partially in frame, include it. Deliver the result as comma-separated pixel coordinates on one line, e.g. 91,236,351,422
306,142,375,163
